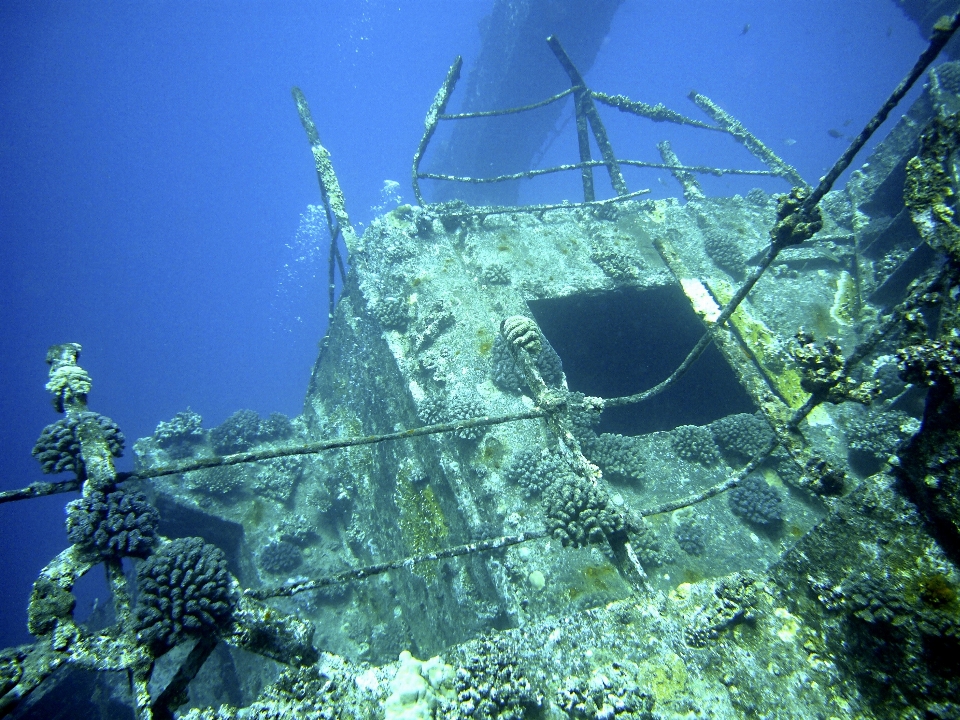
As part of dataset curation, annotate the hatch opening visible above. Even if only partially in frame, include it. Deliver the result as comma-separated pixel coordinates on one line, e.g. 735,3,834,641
529,285,755,435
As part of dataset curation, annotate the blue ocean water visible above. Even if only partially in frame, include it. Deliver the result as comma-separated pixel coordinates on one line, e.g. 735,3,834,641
0,0,927,651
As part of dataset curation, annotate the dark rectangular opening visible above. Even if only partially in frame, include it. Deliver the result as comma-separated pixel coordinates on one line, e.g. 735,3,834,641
530,285,755,435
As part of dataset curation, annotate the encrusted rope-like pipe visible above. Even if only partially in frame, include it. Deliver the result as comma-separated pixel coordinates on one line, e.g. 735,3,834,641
657,140,704,201
440,87,574,119
246,531,548,600
291,88,358,253
418,158,773,184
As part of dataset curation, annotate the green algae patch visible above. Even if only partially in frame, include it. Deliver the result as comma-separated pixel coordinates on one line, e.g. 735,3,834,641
394,476,449,567
829,271,859,326
711,281,810,409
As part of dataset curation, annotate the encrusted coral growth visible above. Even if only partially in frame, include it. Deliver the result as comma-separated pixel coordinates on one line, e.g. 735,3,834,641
791,331,876,403
385,651,454,720
844,569,908,624
0,648,24,697
372,295,410,330
500,315,542,354
792,330,842,387
179,655,355,719
210,410,294,455
711,413,774,466
746,187,773,206
27,577,76,636
683,572,760,648
631,518,669,567
413,299,457,352
769,186,823,248
555,670,654,720
417,393,488,440
260,412,294,441
839,563,960,706
591,246,641,280
450,636,540,720
136,537,237,652
504,447,566,498
490,334,564,393
45,364,92,413
844,409,918,475
210,410,263,454
704,230,747,278
543,477,625,548
259,540,303,575
670,424,720,465
904,112,960,262
448,394,487,441
253,456,305,504
673,517,706,557
32,412,125,476
585,433,646,485
154,409,205,459
417,394,447,425
566,392,602,442
65,487,159,558
183,465,245,496
263,662,350,719
277,514,317,546
480,263,510,285
728,475,783,527
770,447,803,486
897,338,960,386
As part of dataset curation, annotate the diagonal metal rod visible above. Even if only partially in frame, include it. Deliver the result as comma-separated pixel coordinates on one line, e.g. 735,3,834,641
411,56,463,205
800,10,960,215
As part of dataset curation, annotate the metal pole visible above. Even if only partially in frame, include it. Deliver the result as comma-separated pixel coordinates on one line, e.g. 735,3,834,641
411,57,463,205
547,35,629,197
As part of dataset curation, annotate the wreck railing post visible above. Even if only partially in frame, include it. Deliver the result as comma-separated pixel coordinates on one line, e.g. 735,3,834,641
567,76,596,202
573,87,596,202
547,35,629,199
412,56,463,205
292,87,355,326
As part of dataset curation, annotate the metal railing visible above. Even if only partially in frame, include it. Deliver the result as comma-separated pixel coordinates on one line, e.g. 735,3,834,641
411,35,806,206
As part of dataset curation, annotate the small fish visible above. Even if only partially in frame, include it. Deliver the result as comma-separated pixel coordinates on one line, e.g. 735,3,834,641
827,129,843,139
842,119,852,127
784,138,796,146
740,23,750,35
